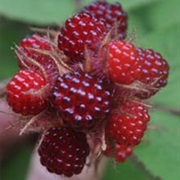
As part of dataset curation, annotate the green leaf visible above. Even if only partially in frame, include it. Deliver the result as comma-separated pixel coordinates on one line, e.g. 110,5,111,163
0,0,179,30
84,0,157,10
128,0,179,36
103,159,148,180
135,110,180,180
144,0,179,30
0,0,158,25
0,0,76,25
1,145,33,180
0,20,30,79
139,23,180,109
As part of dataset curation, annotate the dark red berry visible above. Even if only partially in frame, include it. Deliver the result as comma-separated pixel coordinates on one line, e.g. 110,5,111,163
6,70,48,115
106,101,150,146
52,71,112,130
83,0,128,39
58,13,107,61
106,40,141,85
38,127,90,177
136,48,169,99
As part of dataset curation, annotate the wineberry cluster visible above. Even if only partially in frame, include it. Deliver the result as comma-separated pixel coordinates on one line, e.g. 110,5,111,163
6,0,169,178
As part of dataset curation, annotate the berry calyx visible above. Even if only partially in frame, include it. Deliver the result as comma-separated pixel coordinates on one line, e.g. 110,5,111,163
16,34,61,86
106,101,150,146
82,0,128,39
58,12,107,61
105,40,141,85
20,34,50,50
38,127,90,177
17,34,51,68
52,71,112,130
6,70,48,115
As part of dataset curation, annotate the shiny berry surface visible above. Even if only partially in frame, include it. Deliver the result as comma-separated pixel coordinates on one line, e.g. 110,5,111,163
53,71,112,130
6,70,47,115
83,0,128,39
58,13,106,61
38,127,90,177
107,101,150,145
106,41,140,84
136,48,169,99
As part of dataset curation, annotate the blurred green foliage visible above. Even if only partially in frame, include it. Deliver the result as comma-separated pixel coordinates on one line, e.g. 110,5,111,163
1,145,33,180
0,0,179,180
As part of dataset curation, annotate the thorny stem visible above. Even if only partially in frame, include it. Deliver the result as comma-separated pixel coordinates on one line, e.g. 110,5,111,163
27,47,72,75
30,27,57,37
100,26,115,49
131,99,153,108
2,118,22,133
19,115,39,136
115,82,150,92
127,28,137,44
14,47,49,81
